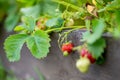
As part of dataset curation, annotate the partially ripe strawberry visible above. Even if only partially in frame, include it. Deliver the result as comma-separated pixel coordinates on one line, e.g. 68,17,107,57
61,42,74,53
76,57,90,73
81,48,96,64
36,21,46,30
37,21,41,26
36,17,48,30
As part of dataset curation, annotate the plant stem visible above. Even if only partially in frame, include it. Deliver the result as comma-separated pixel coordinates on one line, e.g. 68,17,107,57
98,8,106,13
73,46,82,51
45,26,85,33
57,27,84,49
52,0,84,11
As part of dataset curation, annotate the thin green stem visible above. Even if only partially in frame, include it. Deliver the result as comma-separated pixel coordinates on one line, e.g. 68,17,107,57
73,46,82,51
61,28,79,43
45,26,85,33
57,26,85,49
98,8,106,13
52,0,84,11
61,5,69,27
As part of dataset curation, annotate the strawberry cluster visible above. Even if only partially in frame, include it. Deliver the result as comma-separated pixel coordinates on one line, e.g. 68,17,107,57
61,43,99,73
81,48,96,64
76,47,96,73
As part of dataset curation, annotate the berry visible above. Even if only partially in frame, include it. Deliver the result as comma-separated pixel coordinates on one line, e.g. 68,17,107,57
65,18,74,27
63,51,69,56
87,52,96,63
37,21,41,26
36,17,48,30
76,57,90,73
81,48,88,57
61,42,74,53
80,48,96,64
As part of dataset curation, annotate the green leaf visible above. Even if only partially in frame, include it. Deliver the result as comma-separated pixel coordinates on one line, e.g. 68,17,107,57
95,56,105,65
112,10,120,38
26,30,51,59
106,0,120,10
115,10,120,25
113,27,120,38
4,34,29,62
82,31,91,41
87,38,106,59
39,0,58,16
96,0,105,5
103,0,114,3
20,5,40,18
20,0,58,17
100,0,120,11
14,25,25,32
22,16,36,32
45,17,64,28
17,0,35,6
83,18,106,44
3,1,20,32
4,13,20,32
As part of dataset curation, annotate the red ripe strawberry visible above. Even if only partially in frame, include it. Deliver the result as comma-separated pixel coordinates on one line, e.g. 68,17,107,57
80,48,96,64
61,43,74,53
87,52,96,64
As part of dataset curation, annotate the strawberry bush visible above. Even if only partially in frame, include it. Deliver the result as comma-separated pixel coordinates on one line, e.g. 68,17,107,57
2,0,120,73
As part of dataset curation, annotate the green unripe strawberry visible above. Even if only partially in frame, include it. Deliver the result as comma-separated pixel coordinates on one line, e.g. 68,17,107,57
65,18,74,27
76,57,90,73
63,51,69,56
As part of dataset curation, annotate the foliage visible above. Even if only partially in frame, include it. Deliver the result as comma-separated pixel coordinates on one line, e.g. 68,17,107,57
82,18,106,44
4,34,29,61
4,16,50,61
45,17,64,28
2,0,120,73
26,30,50,59
0,0,58,32
87,38,106,59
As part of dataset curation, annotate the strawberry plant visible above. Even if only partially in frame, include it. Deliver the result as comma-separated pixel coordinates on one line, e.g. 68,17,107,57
2,0,120,73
